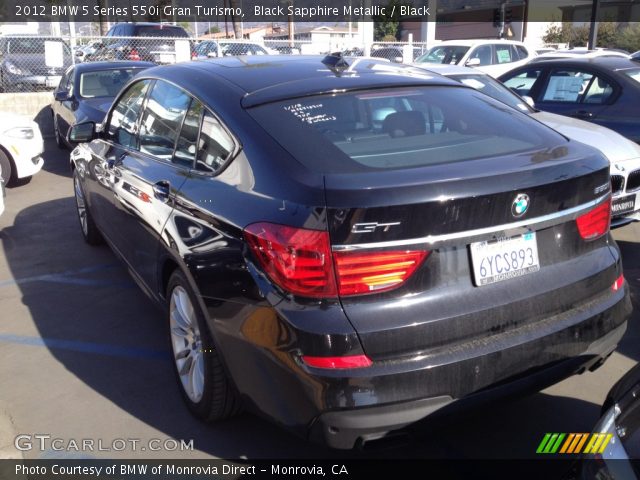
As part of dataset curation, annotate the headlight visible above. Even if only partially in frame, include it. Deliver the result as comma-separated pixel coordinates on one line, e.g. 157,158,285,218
4,61,23,75
4,127,34,139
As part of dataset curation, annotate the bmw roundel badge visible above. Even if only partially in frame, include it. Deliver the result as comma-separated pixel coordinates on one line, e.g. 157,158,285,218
511,193,530,218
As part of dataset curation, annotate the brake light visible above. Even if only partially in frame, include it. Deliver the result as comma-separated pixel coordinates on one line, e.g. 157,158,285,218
244,223,337,298
333,250,428,296
576,198,611,241
302,354,373,369
191,50,197,59
244,222,428,298
127,48,141,61
612,274,625,291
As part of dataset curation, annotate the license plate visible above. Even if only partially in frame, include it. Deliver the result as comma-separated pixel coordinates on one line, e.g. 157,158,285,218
611,194,636,217
470,232,540,286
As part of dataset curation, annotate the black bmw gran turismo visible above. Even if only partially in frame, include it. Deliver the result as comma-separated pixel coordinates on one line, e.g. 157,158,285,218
68,56,632,448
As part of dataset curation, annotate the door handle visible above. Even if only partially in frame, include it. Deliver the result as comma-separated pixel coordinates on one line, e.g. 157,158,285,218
152,180,171,202
573,110,594,119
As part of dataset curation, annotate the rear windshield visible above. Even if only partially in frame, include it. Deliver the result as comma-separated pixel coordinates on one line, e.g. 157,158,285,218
135,26,188,37
452,73,533,112
416,46,470,64
7,38,70,55
79,69,142,98
249,86,565,174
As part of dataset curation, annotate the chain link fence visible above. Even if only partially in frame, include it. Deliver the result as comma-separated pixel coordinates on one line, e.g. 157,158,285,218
0,34,430,92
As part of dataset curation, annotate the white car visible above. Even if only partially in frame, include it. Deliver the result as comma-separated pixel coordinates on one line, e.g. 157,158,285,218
414,39,536,77
0,113,44,186
0,169,5,217
529,48,630,63
412,63,640,226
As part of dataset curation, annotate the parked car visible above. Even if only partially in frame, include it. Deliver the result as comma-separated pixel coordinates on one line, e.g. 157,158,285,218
0,35,72,91
566,363,640,479
371,45,425,63
219,42,269,56
194,40,219,59
88,23,193,64
415,39,535,77
69,56,630,449
499,57,640,143
414,63,640,227
530,48,630,63
51,61,155,149
74,40,103,62
0,113,43,186
271,45,301,55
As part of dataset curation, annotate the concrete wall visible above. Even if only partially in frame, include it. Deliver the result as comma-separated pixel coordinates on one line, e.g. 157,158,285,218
0,92,53,138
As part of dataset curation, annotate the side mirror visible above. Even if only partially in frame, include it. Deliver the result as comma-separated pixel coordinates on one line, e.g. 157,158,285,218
466,58,481,67
522,95,535,108
54,90,70,102
69,122,96,143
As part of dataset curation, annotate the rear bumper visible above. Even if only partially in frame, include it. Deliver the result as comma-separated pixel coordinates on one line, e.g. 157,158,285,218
310,316,628,449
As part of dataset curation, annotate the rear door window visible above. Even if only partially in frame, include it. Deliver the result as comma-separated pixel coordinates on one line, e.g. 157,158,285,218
106,79,152,149
495,44,513,64
195,111,235,173
138,80,191,161
541,69,613,104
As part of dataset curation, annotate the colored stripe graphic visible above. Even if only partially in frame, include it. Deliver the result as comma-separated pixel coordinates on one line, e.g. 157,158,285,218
536,433,611,454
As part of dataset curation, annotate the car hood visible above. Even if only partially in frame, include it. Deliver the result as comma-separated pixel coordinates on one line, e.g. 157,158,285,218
532,110,640,163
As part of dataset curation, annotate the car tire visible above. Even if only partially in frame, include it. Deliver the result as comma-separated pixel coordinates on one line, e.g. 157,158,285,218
53,116,66,150
73,170,102,245
167,269,241,422
0,149,14,186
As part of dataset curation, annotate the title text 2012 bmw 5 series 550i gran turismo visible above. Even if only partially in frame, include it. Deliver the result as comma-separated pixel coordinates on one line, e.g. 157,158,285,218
68,56,632,449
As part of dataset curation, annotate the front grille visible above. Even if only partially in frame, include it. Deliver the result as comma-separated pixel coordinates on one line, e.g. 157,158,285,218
611,174,625,194
626,169,640,192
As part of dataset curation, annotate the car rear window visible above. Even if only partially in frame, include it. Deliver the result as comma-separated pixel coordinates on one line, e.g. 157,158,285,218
623,68,640,85
135,26,188,37
249,86,565,174
79,69,141,98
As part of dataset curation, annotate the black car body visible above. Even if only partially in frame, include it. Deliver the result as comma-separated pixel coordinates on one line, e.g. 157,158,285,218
51,61,155,149
88,23,193,64
0,35,72,91
499,58,640,143
69,56,631,449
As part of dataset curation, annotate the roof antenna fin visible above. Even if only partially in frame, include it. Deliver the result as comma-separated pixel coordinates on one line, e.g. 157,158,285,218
322,52,349,76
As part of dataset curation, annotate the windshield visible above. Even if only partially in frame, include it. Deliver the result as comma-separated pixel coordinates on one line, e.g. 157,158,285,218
79,69,142,98
250,86,565,174
451,74,533,113
416,45,470,64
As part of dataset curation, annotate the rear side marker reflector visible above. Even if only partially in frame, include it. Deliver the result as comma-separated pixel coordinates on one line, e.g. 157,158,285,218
612,275,625,292
302,355,373,369
576,198,611,241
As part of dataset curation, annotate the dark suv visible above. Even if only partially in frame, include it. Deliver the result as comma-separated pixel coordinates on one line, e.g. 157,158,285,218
88,23,193,64
68,56,632,449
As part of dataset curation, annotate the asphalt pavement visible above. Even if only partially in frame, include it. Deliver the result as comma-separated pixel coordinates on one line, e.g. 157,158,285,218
0,140,638,464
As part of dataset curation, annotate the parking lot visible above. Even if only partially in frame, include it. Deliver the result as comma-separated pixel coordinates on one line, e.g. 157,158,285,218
0,140,638,464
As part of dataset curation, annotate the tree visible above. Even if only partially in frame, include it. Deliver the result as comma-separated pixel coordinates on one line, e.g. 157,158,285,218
206,25,221,35
616,23,640,52
373,0,402,41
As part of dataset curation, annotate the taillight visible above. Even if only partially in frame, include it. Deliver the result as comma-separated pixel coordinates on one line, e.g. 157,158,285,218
244,222,337,298
612,274,625,291
333,250,428,296
301,354,373,369
244,222,428,298
576,198,611,241
127,48,141,61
